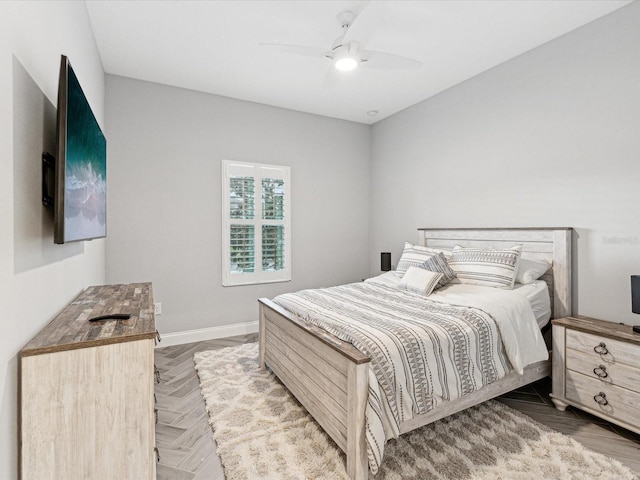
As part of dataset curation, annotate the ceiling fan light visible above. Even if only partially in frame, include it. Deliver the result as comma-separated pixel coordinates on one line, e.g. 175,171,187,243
335,56,358,71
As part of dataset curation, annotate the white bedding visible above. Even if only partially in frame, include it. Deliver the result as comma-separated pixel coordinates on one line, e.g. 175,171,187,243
514,280,552,328
365,272,549,374
368,273,552,328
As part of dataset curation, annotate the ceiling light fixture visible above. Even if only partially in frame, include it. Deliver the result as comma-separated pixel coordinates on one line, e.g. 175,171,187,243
332,42,360,72
335,55,358,71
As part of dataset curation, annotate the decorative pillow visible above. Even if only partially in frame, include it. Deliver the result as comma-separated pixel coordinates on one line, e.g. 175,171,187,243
400,267,444,295
448,245,522,289
516,258,551,284
421,252,457,289
395,242,452,277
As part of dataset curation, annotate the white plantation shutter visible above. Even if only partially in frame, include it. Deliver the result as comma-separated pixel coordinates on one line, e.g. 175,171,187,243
222,160,291,286
230,225,255,273
229,176,255,220
262,225,285,271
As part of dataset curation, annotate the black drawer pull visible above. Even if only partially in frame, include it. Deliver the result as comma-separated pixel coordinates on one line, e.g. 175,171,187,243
593,392,608,406
593,342,609,355
593,365,608,378
155,329,162,345
154,446,160,462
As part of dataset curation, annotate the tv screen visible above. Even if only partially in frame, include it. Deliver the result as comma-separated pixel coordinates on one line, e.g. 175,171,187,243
54,55,106,244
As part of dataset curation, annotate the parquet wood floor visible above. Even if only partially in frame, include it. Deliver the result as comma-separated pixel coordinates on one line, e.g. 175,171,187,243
154,335,640,479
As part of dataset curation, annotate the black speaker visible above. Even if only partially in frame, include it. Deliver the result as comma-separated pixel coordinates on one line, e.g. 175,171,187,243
632,275,640,314
381,252,391,272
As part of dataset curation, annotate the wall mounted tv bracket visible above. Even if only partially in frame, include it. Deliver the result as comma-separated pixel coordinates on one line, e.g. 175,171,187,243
42,151,55,208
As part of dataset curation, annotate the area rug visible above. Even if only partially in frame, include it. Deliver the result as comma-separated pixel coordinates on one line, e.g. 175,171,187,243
194,342,638,480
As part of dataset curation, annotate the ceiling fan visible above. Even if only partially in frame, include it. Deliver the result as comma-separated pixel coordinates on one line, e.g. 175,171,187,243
260,9,422,86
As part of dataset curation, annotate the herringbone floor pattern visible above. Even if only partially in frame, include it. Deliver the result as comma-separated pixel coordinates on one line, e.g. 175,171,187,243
154,334,258,479
154,335,640,479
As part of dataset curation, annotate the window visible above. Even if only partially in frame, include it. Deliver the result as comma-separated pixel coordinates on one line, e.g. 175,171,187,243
222,160,291,286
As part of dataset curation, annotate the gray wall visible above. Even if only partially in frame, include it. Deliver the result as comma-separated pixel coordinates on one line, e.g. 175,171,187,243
0,2,106,477
105,76,371,333
3,3,639,476
370,2,640,325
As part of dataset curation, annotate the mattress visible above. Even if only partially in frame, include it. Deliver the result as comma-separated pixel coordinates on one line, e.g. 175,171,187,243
432,280,551,329
513,280,552,328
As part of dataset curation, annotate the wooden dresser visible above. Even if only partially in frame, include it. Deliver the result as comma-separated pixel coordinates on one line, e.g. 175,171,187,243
19,283,158,480
551,316,640,435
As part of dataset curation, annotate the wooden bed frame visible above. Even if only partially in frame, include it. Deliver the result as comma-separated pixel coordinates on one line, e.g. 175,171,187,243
258,228,572,479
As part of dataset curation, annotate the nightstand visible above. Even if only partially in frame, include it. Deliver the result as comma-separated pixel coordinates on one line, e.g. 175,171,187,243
551,316,640,435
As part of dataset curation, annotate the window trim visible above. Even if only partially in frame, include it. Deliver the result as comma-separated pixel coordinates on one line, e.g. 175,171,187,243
222,160,291,286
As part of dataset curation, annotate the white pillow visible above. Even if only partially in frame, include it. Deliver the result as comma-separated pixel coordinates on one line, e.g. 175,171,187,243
396,242,452,277
516,258,551,284
400,267,444,295
448,245,522,289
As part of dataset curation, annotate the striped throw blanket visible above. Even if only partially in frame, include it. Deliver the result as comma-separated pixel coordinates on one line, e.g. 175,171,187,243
274,281,511,474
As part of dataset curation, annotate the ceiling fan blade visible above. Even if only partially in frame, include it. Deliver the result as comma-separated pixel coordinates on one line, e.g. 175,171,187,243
342,1,388,45
361,50,423,69
259,43,327,58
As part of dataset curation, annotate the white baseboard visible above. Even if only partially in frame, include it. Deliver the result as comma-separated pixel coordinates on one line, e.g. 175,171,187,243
156,321,259,348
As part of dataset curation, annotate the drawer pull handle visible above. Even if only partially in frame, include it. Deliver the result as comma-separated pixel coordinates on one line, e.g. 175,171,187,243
593,392,608,406
593,365,608,378
593,342,609,355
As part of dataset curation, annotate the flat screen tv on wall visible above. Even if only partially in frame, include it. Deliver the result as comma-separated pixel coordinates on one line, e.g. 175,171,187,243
53,55,106,244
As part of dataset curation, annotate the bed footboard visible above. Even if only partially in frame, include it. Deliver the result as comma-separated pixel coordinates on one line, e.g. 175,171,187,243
259,298,370,480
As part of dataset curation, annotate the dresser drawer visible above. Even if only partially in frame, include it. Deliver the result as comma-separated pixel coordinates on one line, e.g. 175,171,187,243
566,369,640,430
566,329,638,368
566,348,640,393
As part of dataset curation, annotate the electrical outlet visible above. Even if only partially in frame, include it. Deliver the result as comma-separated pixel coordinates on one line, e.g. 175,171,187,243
154,303,162,315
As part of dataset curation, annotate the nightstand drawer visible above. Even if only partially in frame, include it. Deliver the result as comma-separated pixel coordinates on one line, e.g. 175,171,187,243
552,317,640,436
566,370,640,430
566,329,637,367
566,348,640,393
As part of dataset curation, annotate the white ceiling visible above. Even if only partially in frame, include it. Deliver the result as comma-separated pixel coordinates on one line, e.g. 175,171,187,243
86,0,632,125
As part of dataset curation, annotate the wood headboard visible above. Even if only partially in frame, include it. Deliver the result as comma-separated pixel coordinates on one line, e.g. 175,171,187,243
417,227,572,319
